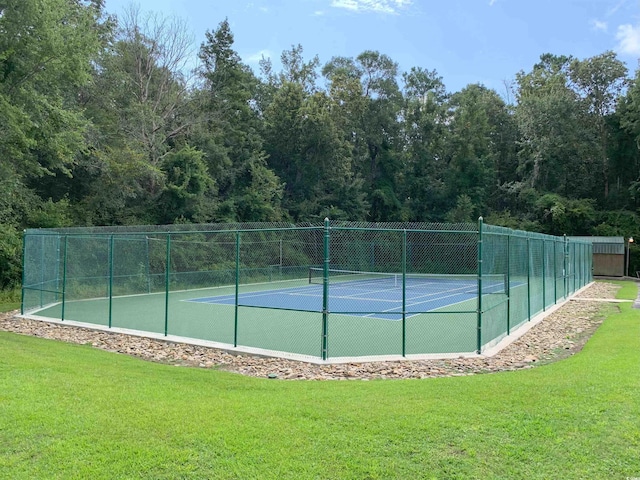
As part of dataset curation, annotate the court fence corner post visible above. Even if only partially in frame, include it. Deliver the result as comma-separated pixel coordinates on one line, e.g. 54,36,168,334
321,218,330,361
477,216,483,354
20,230,27,316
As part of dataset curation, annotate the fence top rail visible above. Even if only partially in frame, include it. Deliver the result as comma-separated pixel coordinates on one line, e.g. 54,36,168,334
483,224,592,245
24,219,590,246
482,230,592,245
330,227,479,234
25,221,479,236
24,226,325,237
25,222,320,235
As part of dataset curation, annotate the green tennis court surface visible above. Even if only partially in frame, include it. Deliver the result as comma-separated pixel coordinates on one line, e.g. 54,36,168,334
30,274,502,358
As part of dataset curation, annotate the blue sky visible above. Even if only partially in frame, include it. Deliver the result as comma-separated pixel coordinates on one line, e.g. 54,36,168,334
103,0,640,95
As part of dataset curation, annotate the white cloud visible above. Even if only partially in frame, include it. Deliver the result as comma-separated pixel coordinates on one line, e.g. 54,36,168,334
591,19,608,32
616,24,640,56
244,49,272,64
607,0,630,17
330,0,413,15
314,10,326,16
489,0,497,6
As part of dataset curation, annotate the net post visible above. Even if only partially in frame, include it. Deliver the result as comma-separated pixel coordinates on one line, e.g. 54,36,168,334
20,230,27,315
108,234,114,329
164,233,171,337
476,216,483,354
234,231,240,348
321,218,330,360
61,235,68,321
402,229,407,357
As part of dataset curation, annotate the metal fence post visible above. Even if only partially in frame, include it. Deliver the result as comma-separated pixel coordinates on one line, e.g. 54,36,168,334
506,232,511,336
402,229,407,357
109,235,114,328
145,236,151,294
564,234,568,298
40,235,44,308
55,235,61,302
571,243,578,293
20,231,27,315
553,240,557,304
542,239,546,311
164,234,171,336
234,231,240,348
322,218,330,360
527,236,531,321
61,236,68,321
477,217,483,354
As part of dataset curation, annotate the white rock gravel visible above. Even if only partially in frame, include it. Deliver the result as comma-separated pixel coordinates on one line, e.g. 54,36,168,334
0,282,621,380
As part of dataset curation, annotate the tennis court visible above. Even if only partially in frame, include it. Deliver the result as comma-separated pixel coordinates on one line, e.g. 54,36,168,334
21,220,593,362
187,269,509,320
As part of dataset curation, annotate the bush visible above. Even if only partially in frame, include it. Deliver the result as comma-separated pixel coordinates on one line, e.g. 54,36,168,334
0,224,22,288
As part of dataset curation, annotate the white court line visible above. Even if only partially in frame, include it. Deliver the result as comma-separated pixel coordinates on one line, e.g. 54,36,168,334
189,281,479,310
330,278,479,298
183,283,319,303
360,288,477,318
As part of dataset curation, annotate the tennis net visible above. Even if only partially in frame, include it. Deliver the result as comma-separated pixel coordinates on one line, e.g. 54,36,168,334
308,267,507,294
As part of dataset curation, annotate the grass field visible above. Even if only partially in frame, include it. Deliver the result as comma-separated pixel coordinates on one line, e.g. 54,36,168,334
0,288,19,314
1,282,639,479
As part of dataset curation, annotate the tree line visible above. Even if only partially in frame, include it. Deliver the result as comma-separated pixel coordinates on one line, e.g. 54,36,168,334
2,0,640,287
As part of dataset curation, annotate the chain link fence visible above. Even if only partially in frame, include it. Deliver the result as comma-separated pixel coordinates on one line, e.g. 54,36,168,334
21,219,592,361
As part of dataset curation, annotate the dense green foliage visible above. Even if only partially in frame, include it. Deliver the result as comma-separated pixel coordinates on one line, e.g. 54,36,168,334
3,1,640,287
0,283,638,478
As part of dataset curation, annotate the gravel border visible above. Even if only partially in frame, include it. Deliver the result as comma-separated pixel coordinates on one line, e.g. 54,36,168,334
0,282,620,380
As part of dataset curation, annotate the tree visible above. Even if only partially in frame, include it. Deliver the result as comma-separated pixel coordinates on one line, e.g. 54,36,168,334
399,67,449,220
0,0,106,284
515,54,597,199
195,19,284,221
569,51,628,199
322,51,403,221
533,193,596,235
445,84,517,215
263,83,366,220
93,5,195,165
261,44,319,94
0,0,105,178
157,146,212,223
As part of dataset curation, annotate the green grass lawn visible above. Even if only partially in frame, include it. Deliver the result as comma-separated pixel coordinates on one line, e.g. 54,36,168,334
1,283,639,479
0,288,19,313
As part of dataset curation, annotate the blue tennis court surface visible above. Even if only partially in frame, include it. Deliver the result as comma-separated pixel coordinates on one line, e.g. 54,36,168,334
185,277,504,320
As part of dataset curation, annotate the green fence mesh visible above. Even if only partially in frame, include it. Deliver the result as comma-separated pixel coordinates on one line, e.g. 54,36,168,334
21,220,592,361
